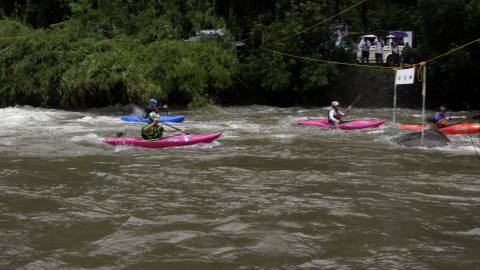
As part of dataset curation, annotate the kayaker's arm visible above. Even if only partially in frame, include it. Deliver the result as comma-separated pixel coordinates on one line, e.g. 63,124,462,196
143,120,159,131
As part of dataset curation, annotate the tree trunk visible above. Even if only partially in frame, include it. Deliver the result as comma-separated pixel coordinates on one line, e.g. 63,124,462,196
228,0,234,22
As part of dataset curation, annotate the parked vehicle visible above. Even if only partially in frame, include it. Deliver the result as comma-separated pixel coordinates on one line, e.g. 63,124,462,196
187,29,225,42
356,31,413,66
187,29,247,52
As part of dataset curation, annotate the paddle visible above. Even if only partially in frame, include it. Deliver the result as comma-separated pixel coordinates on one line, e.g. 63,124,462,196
444,122,466,128
441,115,478,126
338,95,362,125
346,94,362,112
162,122,189,135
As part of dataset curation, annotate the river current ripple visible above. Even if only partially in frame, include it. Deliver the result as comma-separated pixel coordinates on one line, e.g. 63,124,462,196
0,105,479,270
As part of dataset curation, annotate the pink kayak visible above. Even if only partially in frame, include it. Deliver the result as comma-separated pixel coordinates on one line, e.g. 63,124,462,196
298,118,386,130
104,132,222,148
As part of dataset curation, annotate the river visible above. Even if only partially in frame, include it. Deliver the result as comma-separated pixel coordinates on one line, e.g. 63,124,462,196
1,105,479,270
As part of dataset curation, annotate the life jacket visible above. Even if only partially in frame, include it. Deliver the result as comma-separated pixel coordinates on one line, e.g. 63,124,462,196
433,112,449,123
141,123,164,140
327,109,342,124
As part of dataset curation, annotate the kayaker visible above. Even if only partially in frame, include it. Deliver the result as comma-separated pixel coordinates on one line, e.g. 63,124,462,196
141,112,176,140
143,98,168,118
433,106,465,128
328,101,351,126
143,98,158,118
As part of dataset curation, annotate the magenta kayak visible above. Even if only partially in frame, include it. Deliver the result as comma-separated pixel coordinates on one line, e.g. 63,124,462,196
104,132,222,148
298,118,386,130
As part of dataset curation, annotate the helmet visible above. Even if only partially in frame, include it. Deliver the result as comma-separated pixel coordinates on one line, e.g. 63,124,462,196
148,98,158,106
331,101,340,107
439,106,447,112
149,112,160,121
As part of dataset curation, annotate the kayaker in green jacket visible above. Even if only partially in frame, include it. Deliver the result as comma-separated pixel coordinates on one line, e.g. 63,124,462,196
141,112,177,140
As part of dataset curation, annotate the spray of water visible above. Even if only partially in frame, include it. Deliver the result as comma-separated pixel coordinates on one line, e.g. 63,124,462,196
132,105,144,117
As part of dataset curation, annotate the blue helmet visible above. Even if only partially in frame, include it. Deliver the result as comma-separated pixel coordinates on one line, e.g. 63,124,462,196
148,98,158,106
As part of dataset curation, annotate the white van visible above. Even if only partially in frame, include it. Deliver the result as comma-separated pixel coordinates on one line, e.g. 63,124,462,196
356,34,406,66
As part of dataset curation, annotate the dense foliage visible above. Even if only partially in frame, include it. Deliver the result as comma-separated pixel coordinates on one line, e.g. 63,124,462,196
1,0,479,108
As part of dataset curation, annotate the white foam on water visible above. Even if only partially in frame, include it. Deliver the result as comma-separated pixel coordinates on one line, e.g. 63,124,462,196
458,228,480,236
113,144,135,152
299,259,345,269
172,140,222,150
214,222,251,232
225,121,261,131
272,133,296,139
0,106,65,129
0,169,18,177
0,139,15,146
123,216,153,226
366,128,386,134
70,133,104,144
132,106,144,116
76,115,120,123
428,142,480,156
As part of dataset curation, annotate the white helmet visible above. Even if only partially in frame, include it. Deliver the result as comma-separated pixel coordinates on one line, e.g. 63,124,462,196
331,101,340,107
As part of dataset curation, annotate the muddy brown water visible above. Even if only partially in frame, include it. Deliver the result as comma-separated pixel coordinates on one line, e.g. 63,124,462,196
1,105,479,269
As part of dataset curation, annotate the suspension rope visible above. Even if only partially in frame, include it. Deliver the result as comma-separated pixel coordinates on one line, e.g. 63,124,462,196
425,38,480,64
262,47,393,70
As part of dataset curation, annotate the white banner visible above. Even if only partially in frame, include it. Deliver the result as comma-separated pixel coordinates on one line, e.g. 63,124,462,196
395,68,415,85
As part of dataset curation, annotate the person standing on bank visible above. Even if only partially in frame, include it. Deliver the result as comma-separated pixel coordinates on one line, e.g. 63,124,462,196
375,39,384,64
391,41,400,66
359,38,371,64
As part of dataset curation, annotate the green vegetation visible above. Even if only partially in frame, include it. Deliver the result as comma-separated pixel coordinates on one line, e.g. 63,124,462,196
0,0,479,108
0,0,238,108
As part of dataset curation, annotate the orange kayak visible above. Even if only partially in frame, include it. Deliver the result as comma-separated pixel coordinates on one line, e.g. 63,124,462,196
397,123,480,135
